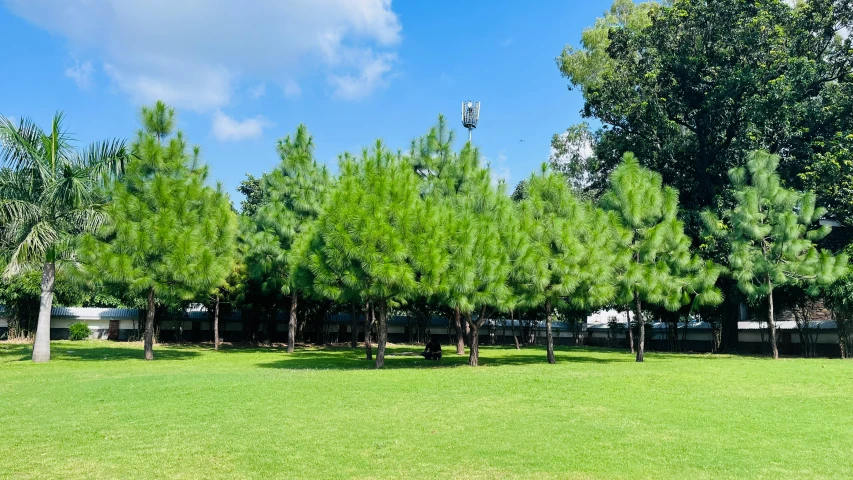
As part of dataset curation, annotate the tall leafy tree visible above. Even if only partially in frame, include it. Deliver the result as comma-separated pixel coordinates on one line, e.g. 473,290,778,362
80,102,237,360
603,153,722,362
515,166,621,364
560,0,853,213
306,142,445,368
704,151,847,359
0,113,126,362
559,0,853,349
241,125,330,353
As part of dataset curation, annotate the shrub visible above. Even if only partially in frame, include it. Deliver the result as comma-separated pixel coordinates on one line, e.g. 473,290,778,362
68,322,90,341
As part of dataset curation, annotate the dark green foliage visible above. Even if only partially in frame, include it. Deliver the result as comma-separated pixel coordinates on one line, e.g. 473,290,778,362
237,174,264,217
704,151,847,358
559,0,853,219
549,122,600,198
67,322,90,341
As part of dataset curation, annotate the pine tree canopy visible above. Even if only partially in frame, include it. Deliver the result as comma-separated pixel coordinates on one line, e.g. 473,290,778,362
307,141,445,305
241,124,331,299
514,165,621,312
603,153,722,312
706,150,848,299
431,143,513,316
80,101,237,302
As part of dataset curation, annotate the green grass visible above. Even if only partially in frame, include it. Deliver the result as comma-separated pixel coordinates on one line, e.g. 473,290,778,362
1,342,851,479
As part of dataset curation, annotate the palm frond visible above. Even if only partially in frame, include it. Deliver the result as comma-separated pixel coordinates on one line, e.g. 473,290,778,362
82,138,130,185
3,221,58,277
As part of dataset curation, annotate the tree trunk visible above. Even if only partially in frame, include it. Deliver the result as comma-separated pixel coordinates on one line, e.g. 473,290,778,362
350,304,358,348
214,295,220,351
767,282,779,360
375,300,388,369
512,310,520,350
32,262,55,363
454,307,465,355
144,286,155,361
545,299,556,364
626,307,635,354
468,316,480,366
634,294,644,363
364,302,373,360
463,315,471,347
287,291,297,353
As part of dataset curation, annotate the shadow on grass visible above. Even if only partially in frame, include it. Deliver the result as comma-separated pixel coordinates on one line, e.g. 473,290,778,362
0,343,200,362
255,345,632,370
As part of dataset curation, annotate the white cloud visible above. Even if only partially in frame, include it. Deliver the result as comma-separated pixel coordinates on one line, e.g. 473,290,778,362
104,61,232,111
493,151,511,185
5,0,402,110
64,60,94,89
283,79,302,98
327,51,395,100
211,111,271,142
248,84,266,100
482,151,511,186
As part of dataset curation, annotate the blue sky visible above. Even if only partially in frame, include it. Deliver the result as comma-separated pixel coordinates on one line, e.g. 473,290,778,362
0,0,612,205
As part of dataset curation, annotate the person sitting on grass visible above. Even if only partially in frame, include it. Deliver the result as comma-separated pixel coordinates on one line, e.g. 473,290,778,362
421,337,442,360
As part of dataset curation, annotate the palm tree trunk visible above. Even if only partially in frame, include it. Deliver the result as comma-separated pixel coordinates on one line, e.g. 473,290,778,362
144,286,155,361
214,294,220,351
454,307,465,355
375,300,388,369
546,299,556,364
32,262,55,363
767,279,779,359
287,290,297,353
635,294,644,363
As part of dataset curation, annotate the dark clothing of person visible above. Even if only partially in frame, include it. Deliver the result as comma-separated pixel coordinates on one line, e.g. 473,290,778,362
422,340,442,360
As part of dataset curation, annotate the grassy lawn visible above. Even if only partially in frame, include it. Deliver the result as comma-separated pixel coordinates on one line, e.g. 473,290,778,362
1,342,851,479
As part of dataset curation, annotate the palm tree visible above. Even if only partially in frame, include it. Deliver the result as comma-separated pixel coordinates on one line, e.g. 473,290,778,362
0,113,127,362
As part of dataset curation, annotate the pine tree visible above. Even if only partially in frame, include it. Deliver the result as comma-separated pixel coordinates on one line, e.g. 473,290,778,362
241,125,330,353
0,112,127,362
80,102,237,360
437,145,514,366
704,151,847,359
306,142,445,368
407,118,516,364
603,153,721,362
515,165,620,364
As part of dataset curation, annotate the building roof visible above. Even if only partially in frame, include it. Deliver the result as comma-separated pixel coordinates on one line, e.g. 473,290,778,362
737,320,837,330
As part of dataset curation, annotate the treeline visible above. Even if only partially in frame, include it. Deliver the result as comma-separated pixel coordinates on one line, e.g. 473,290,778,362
3,0,853,366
